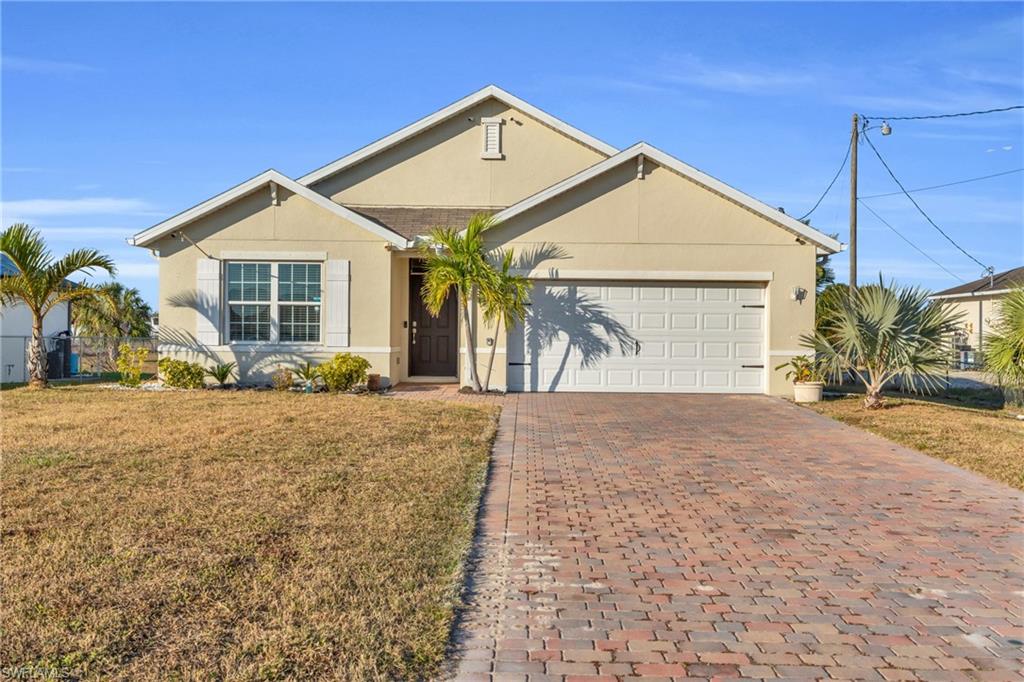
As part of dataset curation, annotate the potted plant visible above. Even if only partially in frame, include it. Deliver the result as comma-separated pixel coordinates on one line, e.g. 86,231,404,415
776,355,825,403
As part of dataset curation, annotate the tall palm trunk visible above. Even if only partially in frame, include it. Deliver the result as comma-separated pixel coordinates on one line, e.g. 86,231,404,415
483,317,502,392
27,313,48,389
461,297,482,392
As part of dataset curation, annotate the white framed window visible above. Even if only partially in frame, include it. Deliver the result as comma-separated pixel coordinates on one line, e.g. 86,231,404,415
481,116,504,159
225,261,322,343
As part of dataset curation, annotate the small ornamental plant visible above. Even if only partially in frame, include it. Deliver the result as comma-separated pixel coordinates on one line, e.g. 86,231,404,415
116,343,149,387
271,366,294,391
775,355,824,384
158,357,205,389
317,353,371,392
294,362,320,393
205,362,236,387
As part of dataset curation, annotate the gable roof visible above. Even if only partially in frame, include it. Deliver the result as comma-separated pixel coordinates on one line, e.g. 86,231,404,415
488,142,844,254
297,85,618,187
930,266,1024,299
129,170,411,248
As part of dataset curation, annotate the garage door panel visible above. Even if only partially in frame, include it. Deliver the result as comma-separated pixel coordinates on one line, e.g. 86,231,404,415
702,313,731,331
735,287,764,303
508,281,765,393
735,312,763,330
638,312,667,329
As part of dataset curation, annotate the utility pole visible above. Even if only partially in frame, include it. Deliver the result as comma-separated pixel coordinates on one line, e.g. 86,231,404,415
849,113,859,290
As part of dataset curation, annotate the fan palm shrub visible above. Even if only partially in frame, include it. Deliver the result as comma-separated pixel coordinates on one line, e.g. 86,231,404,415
0,224,115,388
800,279,961,409
421,213,501,392
984,286,1024,405
205,362,237,387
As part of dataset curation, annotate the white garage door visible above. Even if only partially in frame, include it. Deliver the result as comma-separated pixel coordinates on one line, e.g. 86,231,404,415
507,281,766,393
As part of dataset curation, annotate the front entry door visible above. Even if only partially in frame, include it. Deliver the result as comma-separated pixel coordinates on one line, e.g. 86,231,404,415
409,270,459,377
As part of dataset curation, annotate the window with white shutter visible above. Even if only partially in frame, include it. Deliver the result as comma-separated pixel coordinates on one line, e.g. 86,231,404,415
219,260,327,345
481,116,504,160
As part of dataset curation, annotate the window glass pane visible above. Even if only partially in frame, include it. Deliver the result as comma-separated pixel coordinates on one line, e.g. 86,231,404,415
279,304,321,343
279,262,321,303
227,262,271,302
229,304,270,341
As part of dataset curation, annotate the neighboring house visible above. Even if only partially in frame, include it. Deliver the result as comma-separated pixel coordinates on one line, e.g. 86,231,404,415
930,266,1024,357
0,254,73,383
130,85,842,395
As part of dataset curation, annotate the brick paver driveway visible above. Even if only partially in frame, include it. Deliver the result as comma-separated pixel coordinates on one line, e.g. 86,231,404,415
447,393,1024,681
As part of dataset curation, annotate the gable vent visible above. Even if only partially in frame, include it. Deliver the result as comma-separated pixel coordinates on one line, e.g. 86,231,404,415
481,116,504,160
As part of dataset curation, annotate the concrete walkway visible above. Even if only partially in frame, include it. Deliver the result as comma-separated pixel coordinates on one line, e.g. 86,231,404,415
397,388,1024,681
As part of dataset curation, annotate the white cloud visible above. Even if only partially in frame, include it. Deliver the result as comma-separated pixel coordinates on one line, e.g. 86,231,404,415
652,54,816,95
38,226,134,240
1,197,159,219
2,56,98,75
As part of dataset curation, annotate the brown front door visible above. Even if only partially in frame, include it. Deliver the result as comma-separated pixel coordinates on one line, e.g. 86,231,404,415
409,268,458,377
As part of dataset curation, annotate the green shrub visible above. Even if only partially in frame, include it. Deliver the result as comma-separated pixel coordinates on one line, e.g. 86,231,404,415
116,344,149,387
271,366,294,391
205,362,236,387
317,353,371,392
158,357,206,389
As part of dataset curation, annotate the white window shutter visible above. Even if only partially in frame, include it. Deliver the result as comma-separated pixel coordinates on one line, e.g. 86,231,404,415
325,259,350,347
195,258,222,346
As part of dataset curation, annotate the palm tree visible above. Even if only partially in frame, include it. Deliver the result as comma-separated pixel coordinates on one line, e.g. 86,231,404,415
800,279,961,409
421,213,500,392
984,286,1024,404
0,224,115,388
479,249,531,392
72,282,153,338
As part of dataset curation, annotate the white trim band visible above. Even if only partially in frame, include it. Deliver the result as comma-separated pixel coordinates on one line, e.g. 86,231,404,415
219,250,327,261
511,269,774,282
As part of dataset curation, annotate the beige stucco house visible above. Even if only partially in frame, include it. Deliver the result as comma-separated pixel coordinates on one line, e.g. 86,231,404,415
131,85,842,395
930,266,1023,363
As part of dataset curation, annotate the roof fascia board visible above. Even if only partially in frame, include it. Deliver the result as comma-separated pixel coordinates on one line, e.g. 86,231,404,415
490,143,843,254
297,85,618,187
929,289,1011,300
129,170,410,248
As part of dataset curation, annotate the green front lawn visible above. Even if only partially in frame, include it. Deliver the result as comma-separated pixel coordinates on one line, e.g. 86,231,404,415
1,386,497,680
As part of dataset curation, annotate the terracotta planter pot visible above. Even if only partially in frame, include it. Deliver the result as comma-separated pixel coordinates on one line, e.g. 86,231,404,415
366,374,381,391
793,381,824,403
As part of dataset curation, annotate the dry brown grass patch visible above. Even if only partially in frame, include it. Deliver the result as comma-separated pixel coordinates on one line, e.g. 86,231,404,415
1,386,498,680
808,394,1024,490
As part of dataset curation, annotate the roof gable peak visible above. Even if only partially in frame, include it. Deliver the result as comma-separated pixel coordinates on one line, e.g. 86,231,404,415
297,85,618,187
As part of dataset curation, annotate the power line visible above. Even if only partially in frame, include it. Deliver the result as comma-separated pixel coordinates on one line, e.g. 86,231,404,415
861,131,990,271
861,105,1024,121
858,200,966,283
858,167,1024,199
799,138,852,221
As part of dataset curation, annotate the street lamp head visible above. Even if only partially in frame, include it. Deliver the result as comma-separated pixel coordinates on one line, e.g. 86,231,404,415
880,121,892,136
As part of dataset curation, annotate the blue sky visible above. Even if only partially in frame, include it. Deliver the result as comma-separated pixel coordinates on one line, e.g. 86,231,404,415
2,2,1022,308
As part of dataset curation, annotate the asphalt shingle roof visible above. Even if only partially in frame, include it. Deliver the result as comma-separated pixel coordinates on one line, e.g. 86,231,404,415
932,266,1024,297
347,206,500,240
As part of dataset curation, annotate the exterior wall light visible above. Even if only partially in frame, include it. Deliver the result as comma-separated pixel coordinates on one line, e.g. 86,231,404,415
791,286,808,303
